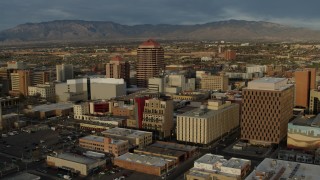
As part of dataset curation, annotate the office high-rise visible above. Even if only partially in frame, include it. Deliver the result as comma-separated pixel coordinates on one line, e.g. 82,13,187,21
56,64,74,82
10,70,31,96
136,39,164,88
295,68,316,108
241,78,294,146
106,55,130,86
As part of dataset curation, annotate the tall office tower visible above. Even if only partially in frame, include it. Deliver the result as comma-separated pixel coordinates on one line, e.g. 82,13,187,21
142,98,173,139
0,67,11,94
241,78,294,146
295,68,316,108
106,55,130,86
10,70,31,96
224,50,236,60
56,64,74,82
31,71,52,85
136,39,164,88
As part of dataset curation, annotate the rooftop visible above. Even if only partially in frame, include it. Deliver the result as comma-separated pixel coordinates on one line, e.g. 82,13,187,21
135,146,186,157
102,127,152,138
195,154,224,165
290,114,320,127
150,141,197,152
111,55,123,61
31,102,73,112
139,39,161,48
222,158,250,169
245,158,320,180
80,135,104,143
115,152,171,167
51,152,103,165
246,77,292,91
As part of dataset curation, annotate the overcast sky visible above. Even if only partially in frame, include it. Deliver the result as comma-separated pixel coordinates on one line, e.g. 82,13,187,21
0,0,319,31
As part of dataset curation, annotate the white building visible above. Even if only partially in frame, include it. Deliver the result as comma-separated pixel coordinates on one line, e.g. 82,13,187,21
246,65,267,74
56,64,74,82
28,83,55,101
73,102,90,119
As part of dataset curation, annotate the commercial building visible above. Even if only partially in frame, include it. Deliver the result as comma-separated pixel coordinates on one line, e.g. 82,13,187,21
241,78,294,146
89,100,110,115
24,102,73,119
177,100,239,145
246,65,267,74
106,55,130,86
28,83,55,101
287,114,320,151
114,152,175,176
309,89,320,114
73,102,90,119
31,71,52,85
55,78,126,102
200,74,229,91
0,67,11,95
245,158,320,180
150,141,197,159
79,135,128,157
10,70,31,96
7,61,26,69
136,39,164,87
56,64,74,82
47,152,106,176
102,127,152,148
185,154,251,180
295,68,316,108
142,98,173,139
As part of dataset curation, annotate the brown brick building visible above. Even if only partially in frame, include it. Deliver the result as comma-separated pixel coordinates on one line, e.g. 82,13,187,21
106,55,130,86
294,68,316,108
241,78,294,146
136,39,164,88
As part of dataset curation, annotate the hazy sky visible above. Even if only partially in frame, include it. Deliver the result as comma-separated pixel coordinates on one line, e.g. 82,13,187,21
0,0,319,30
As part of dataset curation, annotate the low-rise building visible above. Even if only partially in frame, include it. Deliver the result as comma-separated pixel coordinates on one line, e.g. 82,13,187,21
28,83,55,101
79,135,128,157
23,102,73,119
185,154,251,180
200,74,229,91
114,152,175,176
47,152,106,176
245,158,320,180
102,127,152,148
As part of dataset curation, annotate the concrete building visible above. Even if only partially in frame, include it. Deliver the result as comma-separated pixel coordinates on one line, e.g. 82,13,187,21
245,158,320,180
79,135,128,157
177,100,239,145
56,64,74,82
106,55,130,86
28,83,55,101
142,98,174,139
24,102,73,119
200,74,229,91
136,39,164,87
114,152,175,176
287,114,320,151
55,78,126,102
47,152,106,176
241,78,294,146
31,71,52,85
10,70,31,96
148,77,166,93
246,65,267,74
102,127,152,148
309,89,320,114
89,100,110,115
73,102,90,119
7,61,26,69
185,154,251,180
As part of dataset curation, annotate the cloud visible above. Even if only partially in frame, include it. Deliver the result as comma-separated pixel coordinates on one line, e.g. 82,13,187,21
0,0,320,30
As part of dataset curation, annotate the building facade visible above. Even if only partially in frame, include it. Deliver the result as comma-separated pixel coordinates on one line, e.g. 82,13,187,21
136,39,164,87
177,101,239,145
310,89,320,114
241,78,294,146
10,70,31,96
200,74,229,91
28,83,55,101
106,55,130,86
142,98,174,139
56,64,74,82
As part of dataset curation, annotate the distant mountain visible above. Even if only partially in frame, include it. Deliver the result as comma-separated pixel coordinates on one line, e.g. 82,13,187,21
1,19,320,43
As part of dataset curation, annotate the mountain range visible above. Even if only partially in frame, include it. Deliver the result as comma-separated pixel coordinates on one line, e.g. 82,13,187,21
1,20,320,44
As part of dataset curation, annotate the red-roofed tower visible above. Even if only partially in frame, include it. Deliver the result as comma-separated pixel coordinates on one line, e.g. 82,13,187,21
136,39,164,88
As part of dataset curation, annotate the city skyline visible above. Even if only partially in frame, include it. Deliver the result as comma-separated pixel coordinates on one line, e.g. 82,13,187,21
1,0,320,30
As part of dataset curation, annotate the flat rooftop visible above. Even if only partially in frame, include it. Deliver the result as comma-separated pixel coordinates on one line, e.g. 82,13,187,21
4,172,40,180
51,152,102,165
135,146,186,157
195,154,224,165
102,127,152,138
246,77,293,91
31,102,73,112
115,152,171,167
177,104,237,119
290,114,320,127
222,158,250,169
80,135,104,143
150,141,197,152
245,158,320,180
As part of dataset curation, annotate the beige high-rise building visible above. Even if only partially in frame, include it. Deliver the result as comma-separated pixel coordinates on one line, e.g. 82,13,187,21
106,55,130,86
200,74,229,91
56,64,73,82
10,70,31,96
177,100,239,145
241,78,294,146
142,98,173,139
136,39,164,87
